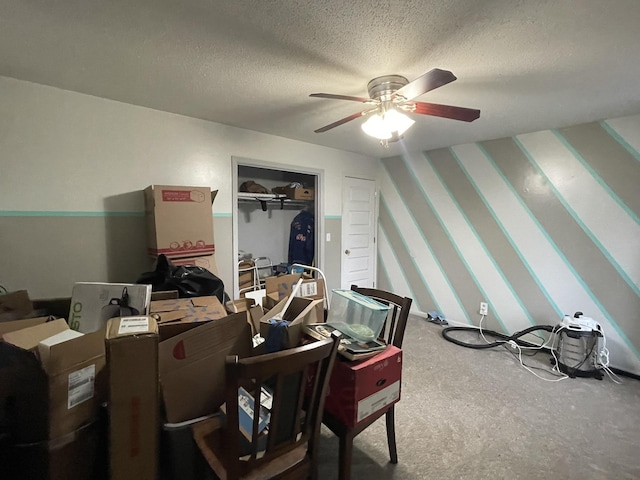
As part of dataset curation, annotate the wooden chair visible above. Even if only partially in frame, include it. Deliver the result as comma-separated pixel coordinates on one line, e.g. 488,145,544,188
192,332,341,480
322,286,412,480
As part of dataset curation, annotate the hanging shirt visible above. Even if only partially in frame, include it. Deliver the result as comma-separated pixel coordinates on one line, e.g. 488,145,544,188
288,210,314,266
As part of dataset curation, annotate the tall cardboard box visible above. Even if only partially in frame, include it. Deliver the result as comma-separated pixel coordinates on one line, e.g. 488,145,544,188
324,346,402,427
145,185,217,260
106,316,160,480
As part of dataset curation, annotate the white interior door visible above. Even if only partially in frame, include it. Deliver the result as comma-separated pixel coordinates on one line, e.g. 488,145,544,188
341,177,377,289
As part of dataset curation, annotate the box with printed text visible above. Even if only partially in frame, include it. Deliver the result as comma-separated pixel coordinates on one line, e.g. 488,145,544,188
324,345,402,427
1,318,107,442
68,282,151,334
106,316,159,480
145,185,217,260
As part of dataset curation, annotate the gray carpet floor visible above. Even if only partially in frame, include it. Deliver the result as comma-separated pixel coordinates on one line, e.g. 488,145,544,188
317,317,640,480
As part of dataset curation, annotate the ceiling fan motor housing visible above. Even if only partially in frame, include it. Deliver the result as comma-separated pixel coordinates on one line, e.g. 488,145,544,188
366,75,409,101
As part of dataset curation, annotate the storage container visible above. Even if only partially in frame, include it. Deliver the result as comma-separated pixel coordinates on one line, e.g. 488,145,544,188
160,415,218,480
326,290,390,341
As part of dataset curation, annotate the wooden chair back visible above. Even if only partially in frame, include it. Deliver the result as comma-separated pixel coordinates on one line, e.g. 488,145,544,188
350,286,412,348
194,332,341,480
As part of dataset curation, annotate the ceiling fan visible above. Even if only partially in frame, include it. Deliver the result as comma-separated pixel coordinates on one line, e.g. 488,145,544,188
310,68,480,144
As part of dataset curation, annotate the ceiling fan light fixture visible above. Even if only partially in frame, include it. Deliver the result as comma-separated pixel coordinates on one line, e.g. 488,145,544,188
384,108,415,136
361,113,392,140
361,109,415,140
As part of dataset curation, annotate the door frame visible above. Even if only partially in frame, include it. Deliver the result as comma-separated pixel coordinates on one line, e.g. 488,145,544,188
231,156,325,298
340,175,379,289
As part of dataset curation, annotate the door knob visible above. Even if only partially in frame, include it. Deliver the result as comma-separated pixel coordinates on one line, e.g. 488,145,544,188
344,249,351,255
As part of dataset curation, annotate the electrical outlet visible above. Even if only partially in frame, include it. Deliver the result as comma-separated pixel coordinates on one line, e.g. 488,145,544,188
479,302,488,316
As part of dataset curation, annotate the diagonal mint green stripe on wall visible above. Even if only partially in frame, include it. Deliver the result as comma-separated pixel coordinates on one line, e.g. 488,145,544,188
0,210,145,217
407,153,508,332
428,150,536,328
601,121,640,163
379,196,439,313
512,138,640,299
552,129,640,225
454,145,564,319
513,138,640,360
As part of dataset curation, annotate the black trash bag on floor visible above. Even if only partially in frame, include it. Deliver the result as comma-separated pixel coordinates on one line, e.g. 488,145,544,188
136,254,226,301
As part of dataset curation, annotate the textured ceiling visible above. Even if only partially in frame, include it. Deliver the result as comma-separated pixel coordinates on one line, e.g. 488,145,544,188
1,0,639,158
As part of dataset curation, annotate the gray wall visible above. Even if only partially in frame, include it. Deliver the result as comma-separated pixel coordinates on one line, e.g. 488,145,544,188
378,114,640,374
0,76,378,298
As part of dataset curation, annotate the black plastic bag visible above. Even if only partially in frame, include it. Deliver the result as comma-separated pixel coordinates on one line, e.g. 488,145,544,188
136,254,226,301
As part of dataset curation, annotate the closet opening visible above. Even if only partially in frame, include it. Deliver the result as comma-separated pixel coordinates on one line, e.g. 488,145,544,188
232,159,323,299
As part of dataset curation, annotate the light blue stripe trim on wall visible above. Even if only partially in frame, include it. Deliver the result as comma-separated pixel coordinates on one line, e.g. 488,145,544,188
379,194,442,314
513,138,640,299
325,215,341,220
514,138,640,359
600,121,640,163
0,211,144,217
214,213,232,217
552,129,640,225
404,155,505,331
457,145,564,318
428,151,536,327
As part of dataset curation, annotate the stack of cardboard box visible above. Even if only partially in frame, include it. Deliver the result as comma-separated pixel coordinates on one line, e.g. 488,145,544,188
0,269,330,480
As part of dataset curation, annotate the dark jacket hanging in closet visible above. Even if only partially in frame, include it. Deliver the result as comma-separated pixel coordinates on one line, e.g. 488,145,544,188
288,210,314,266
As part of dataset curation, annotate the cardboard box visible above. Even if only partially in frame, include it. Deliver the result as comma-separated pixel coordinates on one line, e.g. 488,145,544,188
219,386,270,455
68,282,152,333
158,313,252,423
0,290,33,321
106,316,159,480
324,346,402,427
32,297,72,320
150,296,227,324
1,318,107,441
264,273,325,303
244,288,266,307
272,186,314,200
170,254,218,276
0,315,51,337
259,296,323,350
225,298,255,314
226,298,261,335
150,290,179,302
262,292,280,311
1,419,103,480
145,185,217,259
238,260,256,292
